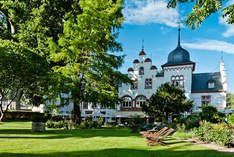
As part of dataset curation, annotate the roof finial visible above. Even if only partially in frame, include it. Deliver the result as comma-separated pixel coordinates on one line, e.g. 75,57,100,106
142,39,144,50
178,21,181,47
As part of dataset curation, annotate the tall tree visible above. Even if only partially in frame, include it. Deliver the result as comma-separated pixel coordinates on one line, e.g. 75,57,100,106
49,0,130,123
0,0,78,119
0,41,49,121
167,0,234,29
0,0,130,122
142,83,193,122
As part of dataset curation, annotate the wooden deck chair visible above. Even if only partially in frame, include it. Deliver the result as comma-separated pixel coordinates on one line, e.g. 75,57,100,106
147,126,158,133
140,127,167,138
143,127,168,138
140,126,158,137
146,128,174,146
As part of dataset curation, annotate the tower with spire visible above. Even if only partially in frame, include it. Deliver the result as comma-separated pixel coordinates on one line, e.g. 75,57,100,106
220,57,227,91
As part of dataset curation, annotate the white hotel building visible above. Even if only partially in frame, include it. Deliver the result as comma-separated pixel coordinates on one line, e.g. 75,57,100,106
57,28,227,123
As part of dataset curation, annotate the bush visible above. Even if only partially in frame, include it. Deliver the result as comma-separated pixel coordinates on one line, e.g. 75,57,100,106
228,113,234,126
79,121,88,129
97,117,104,127
176,123,186,133
199,105,225,123
46,120,70,129
51,115,64,122
46,120,55,128
213,123,233,146
193,121,233,147
31,114,47,122
129,116,145,133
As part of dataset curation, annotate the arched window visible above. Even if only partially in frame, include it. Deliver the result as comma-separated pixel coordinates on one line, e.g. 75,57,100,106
136,96,147,108
139,67,144,75
171,75,184,88
122,97,132,108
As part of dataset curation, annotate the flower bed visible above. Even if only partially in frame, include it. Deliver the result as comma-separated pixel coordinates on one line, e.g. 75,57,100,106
193,121,233,147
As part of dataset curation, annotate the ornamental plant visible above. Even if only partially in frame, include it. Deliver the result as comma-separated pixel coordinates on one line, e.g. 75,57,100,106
193,121,233,147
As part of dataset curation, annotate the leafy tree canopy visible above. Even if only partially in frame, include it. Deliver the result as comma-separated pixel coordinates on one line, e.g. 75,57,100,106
142,83,193,122
49,0,130,123
168,0,234,29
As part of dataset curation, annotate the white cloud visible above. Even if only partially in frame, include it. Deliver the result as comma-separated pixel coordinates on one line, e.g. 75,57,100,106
219,15,234,38
219,0,234,37
123,0,180,27
183,39,234,54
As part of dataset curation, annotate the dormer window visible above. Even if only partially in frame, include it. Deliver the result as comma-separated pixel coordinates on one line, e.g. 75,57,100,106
208,82,215,88
139,67,144,75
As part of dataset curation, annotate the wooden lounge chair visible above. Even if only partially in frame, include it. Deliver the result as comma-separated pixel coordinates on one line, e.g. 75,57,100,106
140,126,158,137
141,127,168,138
147,126,158,133
146,128,175,146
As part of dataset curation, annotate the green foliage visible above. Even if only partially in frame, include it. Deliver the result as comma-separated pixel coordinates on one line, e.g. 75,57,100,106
0,0,129,123
199,105,225,123
228,113,234,126
226,92,234,109
167,0,233,29
142,83,193,122
51,115,65,122
193,121,215,143
97,117,104,127
48,0,130,123
176,123,186,133
0,0,70,121
129,116,145,132
46,120,70,129
193,121,233,146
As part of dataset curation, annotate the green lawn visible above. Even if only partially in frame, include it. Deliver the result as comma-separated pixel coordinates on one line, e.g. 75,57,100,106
0,121,232,157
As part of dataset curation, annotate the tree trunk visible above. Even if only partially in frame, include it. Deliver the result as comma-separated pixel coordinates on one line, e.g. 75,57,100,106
15,90,23,110
71,97,81,124
0,111,4,122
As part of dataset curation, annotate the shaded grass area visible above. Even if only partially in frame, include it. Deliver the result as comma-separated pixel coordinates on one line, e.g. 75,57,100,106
0,121,232,157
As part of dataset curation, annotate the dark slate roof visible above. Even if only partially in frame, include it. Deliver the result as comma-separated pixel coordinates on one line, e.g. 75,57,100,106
192,72,223,92
162,45,194,67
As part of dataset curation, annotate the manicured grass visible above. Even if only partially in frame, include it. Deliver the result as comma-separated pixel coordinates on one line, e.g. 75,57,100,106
173,131,193,139
0,121,232,157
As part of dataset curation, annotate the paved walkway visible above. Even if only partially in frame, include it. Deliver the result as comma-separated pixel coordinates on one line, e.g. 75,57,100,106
182,138,234,155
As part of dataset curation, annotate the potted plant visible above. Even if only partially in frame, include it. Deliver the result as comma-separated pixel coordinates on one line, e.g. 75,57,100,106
31,114,47,132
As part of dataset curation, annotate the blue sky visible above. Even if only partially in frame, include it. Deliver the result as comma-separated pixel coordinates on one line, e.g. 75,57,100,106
117,0,234,93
